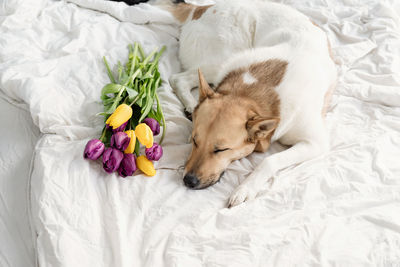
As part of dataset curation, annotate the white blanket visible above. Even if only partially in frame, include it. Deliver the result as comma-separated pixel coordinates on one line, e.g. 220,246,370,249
1,0,400,266
0,97,39,267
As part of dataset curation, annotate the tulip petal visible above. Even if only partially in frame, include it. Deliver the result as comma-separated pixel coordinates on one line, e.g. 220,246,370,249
143,118,160,136
118,154,137,177
124,130,136,154
107,104,133,129
111,132,131,151
145,142,163,161
135,123,153,148
102,148,124,173
84,139,105,160
137,155,156,176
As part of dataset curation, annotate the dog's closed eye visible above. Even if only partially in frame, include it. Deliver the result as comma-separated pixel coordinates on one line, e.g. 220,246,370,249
192,137,198,147
214,148,230,154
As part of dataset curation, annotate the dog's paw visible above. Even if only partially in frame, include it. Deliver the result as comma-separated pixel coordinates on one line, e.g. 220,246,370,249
228,184,258,208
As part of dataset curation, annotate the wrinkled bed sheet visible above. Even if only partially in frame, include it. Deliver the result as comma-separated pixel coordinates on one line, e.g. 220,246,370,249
1,0,400,266
0,96,39,267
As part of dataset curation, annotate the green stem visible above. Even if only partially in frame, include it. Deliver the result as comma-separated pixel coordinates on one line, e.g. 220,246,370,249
138,43,146,61
142,48,157,66
103,56,116,83
99,126,107,142
129,94,141,107
125,68,141,87
129,43,139,77
145,46,166,76
153,46,166,65
155,93,166,144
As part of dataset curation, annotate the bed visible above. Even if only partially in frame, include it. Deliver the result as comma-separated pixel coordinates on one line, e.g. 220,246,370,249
1,0,400,266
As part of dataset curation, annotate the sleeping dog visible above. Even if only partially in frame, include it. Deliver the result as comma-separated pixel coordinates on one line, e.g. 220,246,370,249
167,0,337,207
117,0,337,207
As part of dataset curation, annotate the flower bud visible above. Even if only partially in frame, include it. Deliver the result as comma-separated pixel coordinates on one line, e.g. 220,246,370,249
118,154,137,177
102,148,124,173
135,123,153,148
143,118,160,136
111,132,130,151
83,139,105,160
106,104,132,129
136,155,156,176
124,130,136,154
145,142,163,161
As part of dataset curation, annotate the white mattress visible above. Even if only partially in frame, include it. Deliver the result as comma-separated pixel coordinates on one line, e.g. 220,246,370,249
1,0,400,266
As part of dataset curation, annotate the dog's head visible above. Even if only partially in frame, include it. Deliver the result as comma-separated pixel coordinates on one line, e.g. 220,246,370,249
183,70,279,189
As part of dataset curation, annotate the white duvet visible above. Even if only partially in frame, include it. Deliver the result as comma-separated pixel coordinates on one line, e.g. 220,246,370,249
1,0,400,266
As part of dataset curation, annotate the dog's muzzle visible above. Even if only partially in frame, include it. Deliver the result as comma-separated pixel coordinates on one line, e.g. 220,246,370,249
183,173,199,188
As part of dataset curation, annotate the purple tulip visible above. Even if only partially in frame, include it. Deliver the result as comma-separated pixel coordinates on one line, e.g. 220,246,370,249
83,139,105,160
145,142,163,161
112,121,128,133
143,118,160,136
118,154,137,177
102,148,124,173
111,132,130,151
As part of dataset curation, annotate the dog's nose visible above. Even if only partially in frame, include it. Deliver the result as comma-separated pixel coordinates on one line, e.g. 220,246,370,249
183,173,199,188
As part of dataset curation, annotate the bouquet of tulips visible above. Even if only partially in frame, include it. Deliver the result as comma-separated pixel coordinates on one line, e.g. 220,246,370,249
84,43,166,177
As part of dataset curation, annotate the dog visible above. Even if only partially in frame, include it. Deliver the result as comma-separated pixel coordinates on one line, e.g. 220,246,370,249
165,0,337,207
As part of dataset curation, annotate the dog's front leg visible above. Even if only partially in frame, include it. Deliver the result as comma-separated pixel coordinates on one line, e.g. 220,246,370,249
228,140,328,208
169,70,199,114
170,66,220,115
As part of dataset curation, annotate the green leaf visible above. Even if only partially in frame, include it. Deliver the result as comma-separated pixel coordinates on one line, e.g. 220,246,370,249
102,97,115,105
148,108,162,122
117,61,123,82
139,98,153,123
134,139,140,156
101,83,124,96
126,86,138,100
138,82,154,122
152,76,161,98
106,91,124,114
103,128,113,147
155,92,166,144
119,72,129,85
139,73,153,80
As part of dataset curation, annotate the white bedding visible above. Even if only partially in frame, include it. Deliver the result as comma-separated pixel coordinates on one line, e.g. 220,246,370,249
1,0,400,266
0,96,39,267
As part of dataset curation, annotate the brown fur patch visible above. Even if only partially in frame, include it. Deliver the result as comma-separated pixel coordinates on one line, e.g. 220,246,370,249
216,59,288,152
217,60,287,119
192,5,212,20
171,3,195,23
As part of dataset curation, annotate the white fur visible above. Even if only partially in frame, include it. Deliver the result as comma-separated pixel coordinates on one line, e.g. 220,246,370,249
169,0,337,207
242,71,257,85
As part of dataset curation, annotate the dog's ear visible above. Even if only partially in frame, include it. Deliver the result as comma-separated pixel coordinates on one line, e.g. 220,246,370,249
246,116,279,143
198,69,214,102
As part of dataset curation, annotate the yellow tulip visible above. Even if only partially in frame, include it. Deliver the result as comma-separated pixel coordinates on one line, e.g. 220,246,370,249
137,155,156,176
124,130,136,154
135,123,153,148
106,104,133,129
